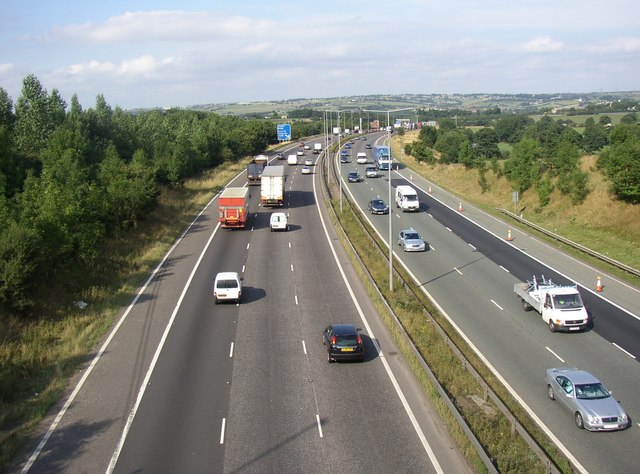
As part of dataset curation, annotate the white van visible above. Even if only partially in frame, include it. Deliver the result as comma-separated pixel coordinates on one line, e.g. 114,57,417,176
213,272,242,304
395,185,420,212
356,152,368,164
287,154,297,165
270,212,288,231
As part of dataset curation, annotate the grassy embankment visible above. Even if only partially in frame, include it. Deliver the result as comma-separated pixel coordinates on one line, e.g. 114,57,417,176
0,158,249,469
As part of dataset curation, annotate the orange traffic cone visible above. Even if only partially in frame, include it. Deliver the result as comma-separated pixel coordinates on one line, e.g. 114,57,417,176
506,229,513,241
410,173,413,181
458,202,464,212
596,276,603,292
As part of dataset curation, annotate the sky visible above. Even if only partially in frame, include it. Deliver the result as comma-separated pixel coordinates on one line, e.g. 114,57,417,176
1,0,639,110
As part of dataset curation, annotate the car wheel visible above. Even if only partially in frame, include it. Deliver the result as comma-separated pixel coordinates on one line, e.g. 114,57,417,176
548,320,557,332
522,299,532,311
403,245,407,252
547,385,555,400
575,412,585,429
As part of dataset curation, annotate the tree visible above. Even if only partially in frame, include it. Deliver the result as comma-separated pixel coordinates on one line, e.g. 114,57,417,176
598,128,640,203
503,138,541,193
434,130,467,163
418,126,438,147
458,140,475,169
0,87,14,130
14,74,54,158
494,114,533,143
620,112,638,125
473,127,500,159
582,117,608,152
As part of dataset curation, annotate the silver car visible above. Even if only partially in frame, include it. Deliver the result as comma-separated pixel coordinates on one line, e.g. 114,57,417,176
397,228,426,252
545,368,629,431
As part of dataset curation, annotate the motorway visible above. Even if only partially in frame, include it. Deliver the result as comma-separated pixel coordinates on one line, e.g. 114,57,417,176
11,142,471,473
338,133,640,473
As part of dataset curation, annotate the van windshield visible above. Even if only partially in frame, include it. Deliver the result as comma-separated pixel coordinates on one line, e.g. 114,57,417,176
405,195,418,201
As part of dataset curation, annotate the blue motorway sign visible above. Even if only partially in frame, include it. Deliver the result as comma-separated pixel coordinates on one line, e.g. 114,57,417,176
277,123,291,141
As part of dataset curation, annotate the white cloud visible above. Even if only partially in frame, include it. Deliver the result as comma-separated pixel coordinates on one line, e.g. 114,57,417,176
0,63,15,74
68,55,176,78
586,37,640,54
49,10,273,43
521,36,564,53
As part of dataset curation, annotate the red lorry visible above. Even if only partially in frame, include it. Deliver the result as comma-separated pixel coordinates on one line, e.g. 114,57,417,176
218,187,249,229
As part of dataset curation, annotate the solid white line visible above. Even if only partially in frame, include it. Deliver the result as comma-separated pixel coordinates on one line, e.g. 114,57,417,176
490,299,503,311
545,346,565,363
315,414,323,438
21,190,223,474
499,265,510,273
219,418,226,444
302,340,307,355
454,267,462,275
311,175,444,474
612,343,636,359
229,342,234,358
106,223,222,473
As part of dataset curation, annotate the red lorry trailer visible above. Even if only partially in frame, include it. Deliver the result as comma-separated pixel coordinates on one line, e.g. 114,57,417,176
218,187,249,229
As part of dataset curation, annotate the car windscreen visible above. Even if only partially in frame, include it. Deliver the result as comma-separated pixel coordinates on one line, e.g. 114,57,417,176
405,233,420,240
575,383,610,399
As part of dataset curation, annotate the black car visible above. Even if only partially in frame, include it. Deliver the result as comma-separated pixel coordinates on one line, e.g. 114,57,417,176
275,152,285,160
368,198,389,214
348,171,363,183
323,324,364,362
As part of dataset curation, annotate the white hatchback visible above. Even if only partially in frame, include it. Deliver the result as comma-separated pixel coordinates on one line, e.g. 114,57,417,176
213,272,242,304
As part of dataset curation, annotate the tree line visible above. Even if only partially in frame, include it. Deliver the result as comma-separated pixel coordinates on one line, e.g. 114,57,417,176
0,75,278,315
404,112,640,206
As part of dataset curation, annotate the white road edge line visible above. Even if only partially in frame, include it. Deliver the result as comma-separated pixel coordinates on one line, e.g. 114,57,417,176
229,342,234,358
220,418,226,444
20,189,223,474
545,346,565,363
612,342,636,359
311,174,444,474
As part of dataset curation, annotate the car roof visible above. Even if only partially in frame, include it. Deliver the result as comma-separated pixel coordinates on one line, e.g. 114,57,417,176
329,323,358,335
401,228,417,233
548,368,600,385
215,271,239,280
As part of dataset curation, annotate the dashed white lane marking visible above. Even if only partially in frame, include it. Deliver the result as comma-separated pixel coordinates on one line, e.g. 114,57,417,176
468,243,476,250
499,265,510,272
220,418,226,444
612,342,636,359
316,414,323,438
302,340,307,355
246,243,250,250
454,267,462,275
490,299,503,311
545,346,565,363
229,342,234,358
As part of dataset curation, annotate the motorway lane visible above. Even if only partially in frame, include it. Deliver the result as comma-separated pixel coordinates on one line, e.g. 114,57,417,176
222,159,462,473
338,136,640,473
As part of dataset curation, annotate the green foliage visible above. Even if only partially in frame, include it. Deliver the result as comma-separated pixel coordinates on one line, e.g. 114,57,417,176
418,125,438,147
459,140,475,169
537,176,553,208
503,138,541,193
0,74,278,315
410,140,435,164
582,117,609,152
494,115,533,143
435,130,468,163
477,161,489,193
620,112,638,124
473,127,500,159
598,126,640,203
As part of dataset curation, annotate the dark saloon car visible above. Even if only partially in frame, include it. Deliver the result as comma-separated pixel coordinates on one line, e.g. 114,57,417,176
347,171,363,183
368,198,389,214
323,324,364,362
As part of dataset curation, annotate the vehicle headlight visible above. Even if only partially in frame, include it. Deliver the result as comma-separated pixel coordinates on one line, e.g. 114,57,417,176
619,413,628,423
587,414,601,424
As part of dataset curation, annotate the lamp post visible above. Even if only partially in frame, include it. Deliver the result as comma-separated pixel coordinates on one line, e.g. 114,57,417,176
362,107,413,292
